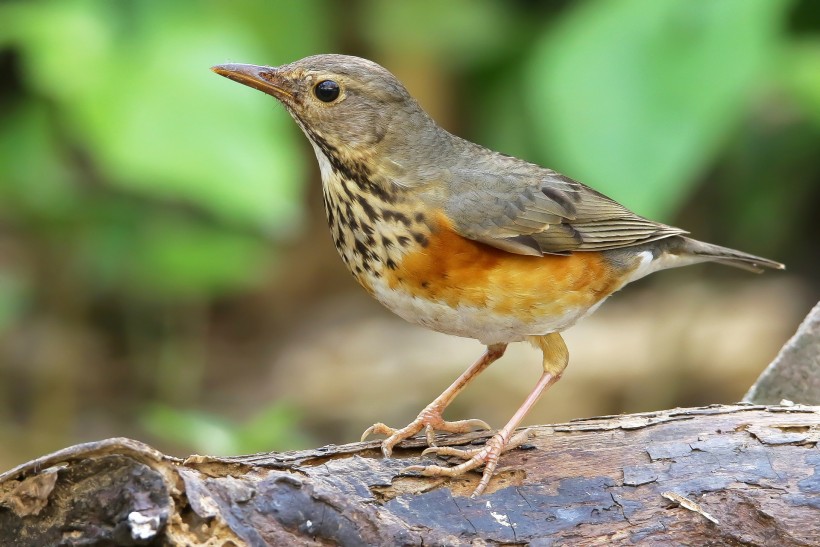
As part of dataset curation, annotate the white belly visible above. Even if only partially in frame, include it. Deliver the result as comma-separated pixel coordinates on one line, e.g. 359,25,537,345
368,274,607,345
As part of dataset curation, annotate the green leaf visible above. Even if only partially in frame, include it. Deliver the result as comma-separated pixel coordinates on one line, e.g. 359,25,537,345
526,0,790,220
141,403,240,455
236,403,310,452
781,40,820,127
77,213,273,298
4,0,311,232
141,402,308,455
0,101,77,218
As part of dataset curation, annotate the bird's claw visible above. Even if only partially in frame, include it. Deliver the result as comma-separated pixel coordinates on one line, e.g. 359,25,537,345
361,414,492,457
406,428,533,497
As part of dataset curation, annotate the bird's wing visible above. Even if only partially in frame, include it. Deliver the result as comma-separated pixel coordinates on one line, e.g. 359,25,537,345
444,160,686,256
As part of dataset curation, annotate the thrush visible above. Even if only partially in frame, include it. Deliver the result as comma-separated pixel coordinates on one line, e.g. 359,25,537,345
212,54,784,496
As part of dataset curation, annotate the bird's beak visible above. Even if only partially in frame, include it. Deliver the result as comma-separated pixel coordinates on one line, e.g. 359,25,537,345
211,63,294,101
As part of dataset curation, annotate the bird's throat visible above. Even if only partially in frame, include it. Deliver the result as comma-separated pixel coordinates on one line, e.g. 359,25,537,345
313,148,430,293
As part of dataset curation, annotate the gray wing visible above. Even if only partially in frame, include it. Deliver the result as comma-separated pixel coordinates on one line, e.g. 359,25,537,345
444,159,686,257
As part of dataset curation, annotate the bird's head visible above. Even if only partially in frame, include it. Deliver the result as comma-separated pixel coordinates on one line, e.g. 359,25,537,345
212,54,433,163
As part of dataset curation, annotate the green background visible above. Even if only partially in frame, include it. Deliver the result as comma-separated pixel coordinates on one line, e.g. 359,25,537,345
0,0,818,469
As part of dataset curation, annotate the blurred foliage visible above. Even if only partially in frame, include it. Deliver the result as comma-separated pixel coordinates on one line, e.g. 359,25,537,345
361,0,517,65
0,0,317,297
526,0,789,218
142,402,309,455
0,0,818,469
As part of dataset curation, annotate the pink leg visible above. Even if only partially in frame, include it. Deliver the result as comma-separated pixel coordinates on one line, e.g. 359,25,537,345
406,333,569,496
362,343,507,456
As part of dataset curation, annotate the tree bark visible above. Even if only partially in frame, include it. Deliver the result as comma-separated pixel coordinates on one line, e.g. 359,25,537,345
1,404,819,546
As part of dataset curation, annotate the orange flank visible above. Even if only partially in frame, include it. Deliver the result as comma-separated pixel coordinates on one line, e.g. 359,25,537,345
386,213,631,321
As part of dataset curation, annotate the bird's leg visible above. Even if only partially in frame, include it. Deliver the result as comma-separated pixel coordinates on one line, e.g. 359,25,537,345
406,333,569,497
362,343,507,456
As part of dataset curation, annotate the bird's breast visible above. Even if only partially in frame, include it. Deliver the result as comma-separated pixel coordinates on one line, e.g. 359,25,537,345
370,212,641,343
318,154,431,295
315,147,640,343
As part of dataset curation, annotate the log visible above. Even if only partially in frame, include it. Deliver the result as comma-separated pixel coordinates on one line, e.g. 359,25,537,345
1,404,819,546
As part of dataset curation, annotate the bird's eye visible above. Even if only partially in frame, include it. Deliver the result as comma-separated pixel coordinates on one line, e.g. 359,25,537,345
314,80,340,102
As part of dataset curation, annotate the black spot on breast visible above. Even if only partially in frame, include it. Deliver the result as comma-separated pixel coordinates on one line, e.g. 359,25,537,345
344,204,359,230
383,210,411,225
414,212,425,223
385,258,397,270
381,235,393,248
412,232,429,247
354,240,378,273
360,177,398,204
356,194,380,222
303,126,401,204
396,235,410,247
421,281,430,289
357,223,375,246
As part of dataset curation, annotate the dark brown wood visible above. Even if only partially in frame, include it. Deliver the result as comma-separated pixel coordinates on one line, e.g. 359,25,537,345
1,404,819,546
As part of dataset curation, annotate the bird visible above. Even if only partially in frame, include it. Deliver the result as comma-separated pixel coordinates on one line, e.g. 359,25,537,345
212,54,784,497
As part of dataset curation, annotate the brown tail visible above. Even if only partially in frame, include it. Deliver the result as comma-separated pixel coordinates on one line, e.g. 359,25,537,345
678,237,785,273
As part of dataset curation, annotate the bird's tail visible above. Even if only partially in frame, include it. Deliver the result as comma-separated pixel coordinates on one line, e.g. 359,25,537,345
675,237,785,273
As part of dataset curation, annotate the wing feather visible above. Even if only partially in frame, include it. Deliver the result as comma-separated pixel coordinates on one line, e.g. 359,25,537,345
444,152,686,256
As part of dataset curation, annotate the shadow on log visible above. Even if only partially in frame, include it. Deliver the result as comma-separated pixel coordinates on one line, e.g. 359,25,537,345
1,404,819,546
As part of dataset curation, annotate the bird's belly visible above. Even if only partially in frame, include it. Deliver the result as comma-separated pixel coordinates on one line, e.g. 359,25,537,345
363,216,634,345
368,278,603,344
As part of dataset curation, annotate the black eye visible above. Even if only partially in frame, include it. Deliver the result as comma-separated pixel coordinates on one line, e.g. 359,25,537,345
314,80,340,102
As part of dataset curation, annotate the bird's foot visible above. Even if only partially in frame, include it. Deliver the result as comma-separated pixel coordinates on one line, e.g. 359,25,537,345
361,408,491,457
404,428,532,497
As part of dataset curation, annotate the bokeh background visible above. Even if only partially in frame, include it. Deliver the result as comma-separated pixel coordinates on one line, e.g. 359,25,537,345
1,0,818,471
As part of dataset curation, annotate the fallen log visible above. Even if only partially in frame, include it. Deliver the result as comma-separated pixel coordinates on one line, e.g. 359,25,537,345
1,403,818,546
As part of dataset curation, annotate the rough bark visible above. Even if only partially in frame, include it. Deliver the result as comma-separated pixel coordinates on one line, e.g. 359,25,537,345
1,404,819,546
